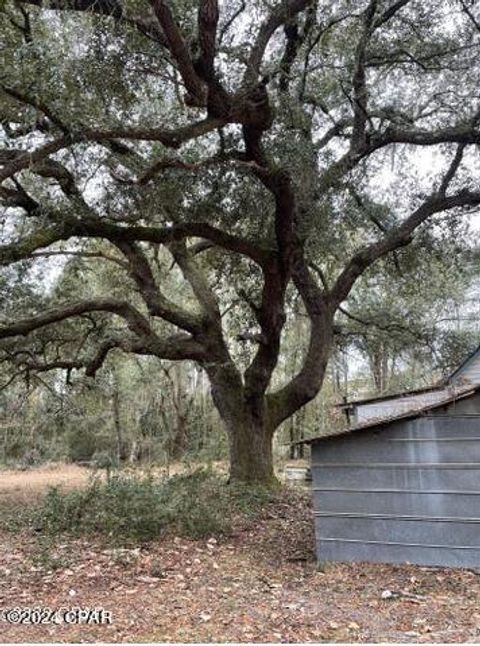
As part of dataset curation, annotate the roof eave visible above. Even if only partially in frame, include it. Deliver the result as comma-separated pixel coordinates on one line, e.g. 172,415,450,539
296,384,480,446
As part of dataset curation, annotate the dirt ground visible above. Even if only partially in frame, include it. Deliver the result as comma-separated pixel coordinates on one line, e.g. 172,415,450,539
0,464,93,502
0,465,480,642
0,462,225,503
0,460,300,503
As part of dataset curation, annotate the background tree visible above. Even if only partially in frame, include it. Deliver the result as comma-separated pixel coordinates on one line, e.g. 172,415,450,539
1,0,480,484
333,223,480,395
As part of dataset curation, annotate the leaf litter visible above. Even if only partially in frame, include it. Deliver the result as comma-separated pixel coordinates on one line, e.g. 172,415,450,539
0,488,479,642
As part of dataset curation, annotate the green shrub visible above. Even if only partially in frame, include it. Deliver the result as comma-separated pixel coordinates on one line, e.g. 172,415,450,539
31,469,273,542
66,427,98,463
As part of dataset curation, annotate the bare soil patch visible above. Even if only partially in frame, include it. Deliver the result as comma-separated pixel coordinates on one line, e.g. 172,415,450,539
0,462,229,505
0,464,93,504
0,482,479,643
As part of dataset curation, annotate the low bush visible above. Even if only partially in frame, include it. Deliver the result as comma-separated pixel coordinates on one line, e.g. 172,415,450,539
31,469,273,542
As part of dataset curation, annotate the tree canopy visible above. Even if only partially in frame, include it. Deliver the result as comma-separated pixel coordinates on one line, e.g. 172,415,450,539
1,0,480,483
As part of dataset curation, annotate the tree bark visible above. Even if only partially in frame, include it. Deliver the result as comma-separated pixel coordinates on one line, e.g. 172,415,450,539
226,411,276,486
205,362,278,486
112,378,123,462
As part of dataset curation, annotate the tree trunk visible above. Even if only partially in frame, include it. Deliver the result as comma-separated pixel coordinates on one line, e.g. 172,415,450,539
112,377,123,462
226,413,276,486
206,363,278,487
204,301,335,486
171,410,188,459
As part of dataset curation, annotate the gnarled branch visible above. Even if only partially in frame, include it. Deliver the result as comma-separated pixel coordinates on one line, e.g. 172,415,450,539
331,189,480,306
0,298,153,340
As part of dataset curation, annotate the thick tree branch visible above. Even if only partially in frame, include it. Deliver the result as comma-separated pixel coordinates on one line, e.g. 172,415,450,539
0,118,223,182
85,332,208,370
197,0,220,80
373,0,412,29
381,122,480,148
0,180,40,214
6,331,207,379
0,298,153,340
243,0,315,86
148,332,208,361
16,0,122,18
439,144,466,195
243,170,297,405
15,0,170,46
267,255,333,429
331,189,480,305
279,18,302,93
350,1,377,152
0,225,73,265
0,216,271,268
114,240,204,333
150,0,207,105
316,116,480,195
30,249,129,269
168,241,221,323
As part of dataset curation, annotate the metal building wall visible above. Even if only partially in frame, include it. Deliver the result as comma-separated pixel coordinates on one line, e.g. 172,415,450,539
311,414,480,567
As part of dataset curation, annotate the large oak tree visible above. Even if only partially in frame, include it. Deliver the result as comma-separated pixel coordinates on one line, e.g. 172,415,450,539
1,0,480,484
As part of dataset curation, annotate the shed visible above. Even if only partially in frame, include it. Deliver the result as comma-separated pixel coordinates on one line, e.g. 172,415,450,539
301,384,480,568
337,342,480,425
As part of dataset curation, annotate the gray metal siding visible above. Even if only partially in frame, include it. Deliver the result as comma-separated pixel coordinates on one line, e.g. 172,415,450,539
311,415,480,567
313,490,480,517
315,517,480,546
315,541,480,568
312,464,480,491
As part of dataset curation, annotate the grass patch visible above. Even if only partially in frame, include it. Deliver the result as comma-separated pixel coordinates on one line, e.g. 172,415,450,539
23,468,273,542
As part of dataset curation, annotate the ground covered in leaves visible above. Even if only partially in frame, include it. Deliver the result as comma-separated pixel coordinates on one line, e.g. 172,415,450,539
1,479,480,642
